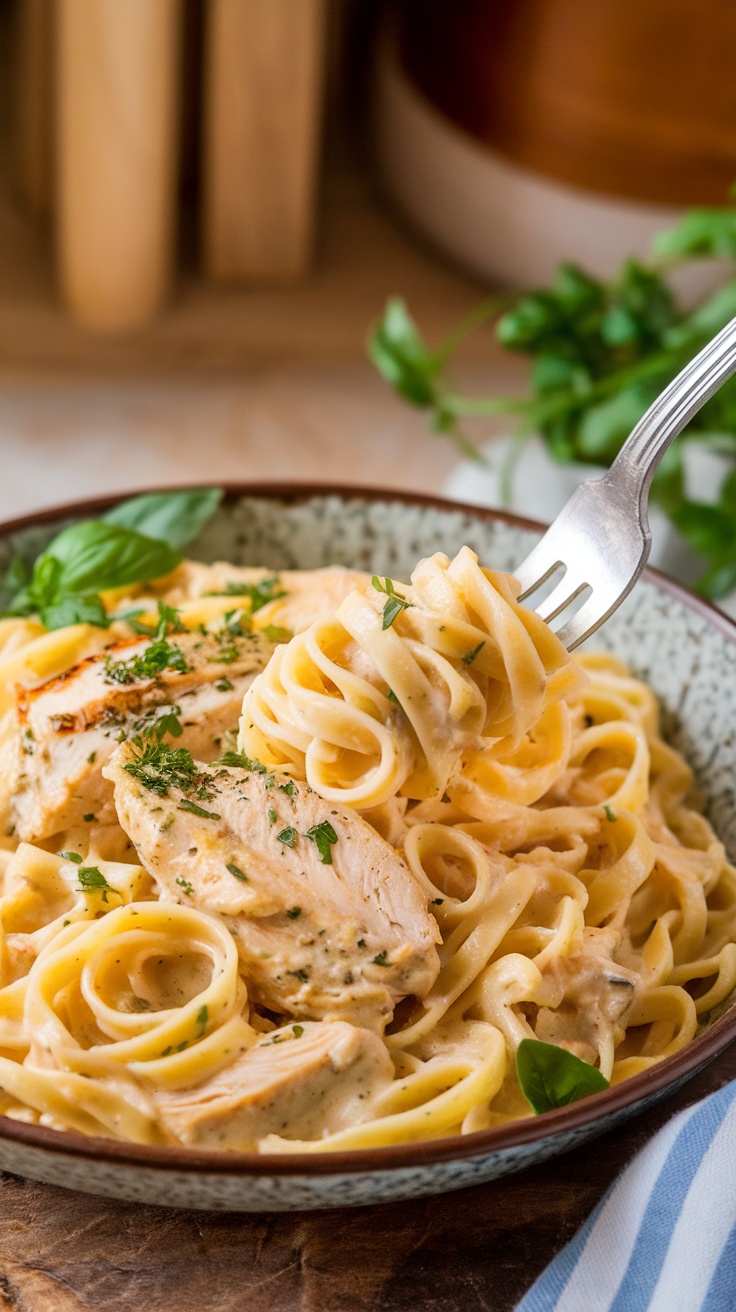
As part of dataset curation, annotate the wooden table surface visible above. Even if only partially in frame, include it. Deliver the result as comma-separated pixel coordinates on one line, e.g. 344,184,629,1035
1,1043,733,1312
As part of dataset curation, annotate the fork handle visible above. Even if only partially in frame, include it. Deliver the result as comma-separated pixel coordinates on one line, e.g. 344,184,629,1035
606,314,736,512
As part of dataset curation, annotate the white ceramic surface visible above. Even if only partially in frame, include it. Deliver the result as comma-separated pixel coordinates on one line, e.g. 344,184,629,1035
372,23,724,300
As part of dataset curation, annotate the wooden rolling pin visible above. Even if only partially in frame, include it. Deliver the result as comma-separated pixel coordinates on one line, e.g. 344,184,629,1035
56,0,183,332
202,0,327,281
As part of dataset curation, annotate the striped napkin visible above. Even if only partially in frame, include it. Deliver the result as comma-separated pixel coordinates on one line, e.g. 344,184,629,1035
515,1078,736,1312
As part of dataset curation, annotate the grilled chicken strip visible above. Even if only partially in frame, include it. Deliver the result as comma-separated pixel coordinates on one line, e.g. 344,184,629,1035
155,1020,394,1150
12,628,275,843
105,749,441,1030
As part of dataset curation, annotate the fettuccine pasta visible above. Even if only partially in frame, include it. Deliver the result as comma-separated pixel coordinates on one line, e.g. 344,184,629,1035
0,546,731,1152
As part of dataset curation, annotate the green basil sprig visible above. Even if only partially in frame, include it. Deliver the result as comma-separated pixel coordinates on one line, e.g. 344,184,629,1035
103,487,222,549
516,1038,610,1114
369,192,736,598
3,488,222,631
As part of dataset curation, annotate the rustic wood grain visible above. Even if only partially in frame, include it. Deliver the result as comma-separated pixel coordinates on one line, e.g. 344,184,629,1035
0,1044,734,1312
202,0,327,281
56,0,184,332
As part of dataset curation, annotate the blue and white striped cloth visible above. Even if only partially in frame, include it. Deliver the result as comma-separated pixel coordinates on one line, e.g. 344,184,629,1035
516,1079,736,1312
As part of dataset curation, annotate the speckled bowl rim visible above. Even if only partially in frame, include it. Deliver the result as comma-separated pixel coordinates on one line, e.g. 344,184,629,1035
1,479,735,1180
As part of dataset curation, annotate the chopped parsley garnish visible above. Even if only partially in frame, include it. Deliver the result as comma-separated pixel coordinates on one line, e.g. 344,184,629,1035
114,600,185,638
371,950,390,967
103,603,190,684
357,938,366,948
278,780,295,797
462,641,486,666
286,906,302,919
77,866,115,903
83,813,95,822
268,808,277,826
604,804,618,822
195,1004,208,1035
261,624,292,643
226,861,249,882
386,688,399,704
160,1046,172,1057
292,1024,304,1038
176,876,194,896
371,575,413,629
305,821,338,864
87,751,97,764
432,898,444,905
178,799,221,821
223,608,250,636
287,968,309,983
123,727,198,798
59,850,82,865
206,575,286,611
149,708,184,741
277,827,296,847
216,750,267,772
245,575,286,611
112,607,153,634
209,611,251,663
215,676,234,692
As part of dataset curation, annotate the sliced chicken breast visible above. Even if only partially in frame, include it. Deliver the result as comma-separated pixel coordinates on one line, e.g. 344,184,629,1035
12,629,274,843
164,563,372,633
155,1020,394,1150
105,749,441,1030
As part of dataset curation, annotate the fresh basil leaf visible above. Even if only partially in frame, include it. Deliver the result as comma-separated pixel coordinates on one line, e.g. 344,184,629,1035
30,555,63,607
103,488,222,550
38,521,181,594
368,299,438,407
3,556,30,594
40,592,108,631
516,1039,610,1114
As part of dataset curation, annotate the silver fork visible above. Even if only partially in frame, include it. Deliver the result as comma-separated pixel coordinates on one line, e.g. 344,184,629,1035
514,315,736,649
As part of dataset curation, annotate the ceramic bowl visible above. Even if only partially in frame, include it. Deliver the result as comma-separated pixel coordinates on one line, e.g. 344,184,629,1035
0,484,735,1212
